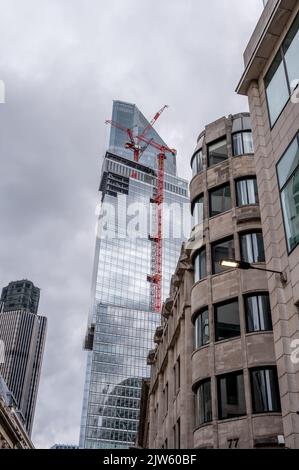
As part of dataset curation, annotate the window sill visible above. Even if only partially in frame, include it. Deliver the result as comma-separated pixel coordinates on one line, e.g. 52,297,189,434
192,277,208,290
245,330,273,337
209,209,232,220
217,414,247,424
207,159,229,171
211,268,235,278
193,421,213,433
215,336,241,345
191,343,210,360
233,153,254,158
251,411,282,417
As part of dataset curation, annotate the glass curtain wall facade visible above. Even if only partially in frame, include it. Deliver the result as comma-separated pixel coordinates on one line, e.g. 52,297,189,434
80,102,188,449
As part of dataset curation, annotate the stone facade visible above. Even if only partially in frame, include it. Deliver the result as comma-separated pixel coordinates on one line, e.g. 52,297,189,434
237,0,299,449
139,114,285,449
0,379,33,449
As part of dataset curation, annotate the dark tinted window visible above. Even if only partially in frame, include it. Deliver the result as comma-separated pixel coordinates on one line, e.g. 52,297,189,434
210,184,232,217
218,372,246,420
195,380,212,426
215,299,240,341
212,238,235,274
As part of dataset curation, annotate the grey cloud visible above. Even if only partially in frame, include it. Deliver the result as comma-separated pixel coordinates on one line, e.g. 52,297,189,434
0,0,262,448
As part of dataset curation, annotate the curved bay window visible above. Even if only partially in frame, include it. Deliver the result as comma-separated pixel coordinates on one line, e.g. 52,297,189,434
236,178,259,206
194,248,207,283
244,293,272,333
250,367,281,413
194,308,209,349
191,195,204,228
191,150,204,177
195,380,212,426
240,231,265,263
232,131,254,156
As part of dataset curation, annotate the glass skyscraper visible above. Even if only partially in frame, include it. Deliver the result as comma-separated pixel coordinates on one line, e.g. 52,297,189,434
79,101,189,449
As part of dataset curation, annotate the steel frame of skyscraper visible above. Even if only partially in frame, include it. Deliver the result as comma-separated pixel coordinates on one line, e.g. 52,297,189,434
79,101,189,449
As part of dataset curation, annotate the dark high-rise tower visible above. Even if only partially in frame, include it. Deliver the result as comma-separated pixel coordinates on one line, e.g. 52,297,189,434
1,280,40,314
0,280,47,435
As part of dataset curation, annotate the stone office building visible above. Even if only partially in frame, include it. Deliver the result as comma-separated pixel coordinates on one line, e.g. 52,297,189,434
0,377,33,449
237,0,299,448
138,113,285,449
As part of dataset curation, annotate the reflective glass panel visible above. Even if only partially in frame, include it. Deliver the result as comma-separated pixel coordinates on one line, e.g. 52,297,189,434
265,52,289,126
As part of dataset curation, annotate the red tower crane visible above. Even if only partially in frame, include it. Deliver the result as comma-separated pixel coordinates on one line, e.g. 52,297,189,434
105,104,168,163
135,135,176,313
105,105,175,313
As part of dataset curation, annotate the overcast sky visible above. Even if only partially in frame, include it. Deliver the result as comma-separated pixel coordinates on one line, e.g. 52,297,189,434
0,0,263,448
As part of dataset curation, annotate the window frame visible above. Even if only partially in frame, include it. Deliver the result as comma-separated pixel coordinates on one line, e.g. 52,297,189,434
193,247,207,283
209,182,232,218
250,367,281,414
264,12,299,128
235,177,259,207
232,131,254,157
217,370,246,420
276,131,299,254
174,356,181,395
194,307,210,349
211,236,235,275
191,149,204,177
207,137,228,168
214,298,241,342
239,230,265,264
195,379,212,427
244,292,273,333
191,194,204,228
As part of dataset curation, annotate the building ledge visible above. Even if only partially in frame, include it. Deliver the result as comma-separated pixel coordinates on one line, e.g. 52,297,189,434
237,0,297,95
153,326,163,344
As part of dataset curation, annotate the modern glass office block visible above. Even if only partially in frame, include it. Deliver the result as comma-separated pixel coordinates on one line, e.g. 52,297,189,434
80,102,189,449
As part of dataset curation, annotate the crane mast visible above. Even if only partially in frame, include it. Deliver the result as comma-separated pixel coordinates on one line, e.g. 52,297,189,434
106,106,176,313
